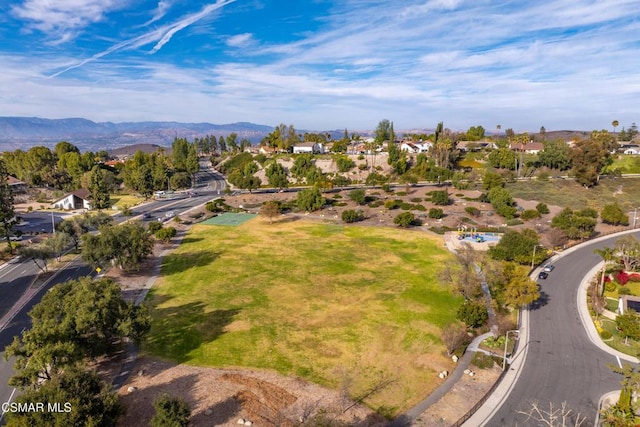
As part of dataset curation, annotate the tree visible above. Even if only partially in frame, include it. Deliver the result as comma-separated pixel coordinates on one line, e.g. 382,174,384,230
0,159,18,252
594,246,616,295
488,148,517,170
536,203,550,215
261,201,281,224
19,245,54,273
456,300,488,328
551,208,597,239
348,189,366,205
6,277,150,387
151,393,191,427
601,203,629,226
614,235,640,271
503,270,540,308
393,212,415,227
517,401,587,427
488,187,517,219
441,323,470,355
56,217,90,251
570,131,616,187
612,120,619,137
616,311,640,344
537,139,571,170
482,172,504,190
489,229,544,265
45,231,72,262
296,188,324,212
4,368,123,427
87,165,111,210
265,162,288,190
82,221,154,272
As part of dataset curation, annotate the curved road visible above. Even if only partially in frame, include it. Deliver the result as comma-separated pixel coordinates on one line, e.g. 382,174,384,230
487,230,640,426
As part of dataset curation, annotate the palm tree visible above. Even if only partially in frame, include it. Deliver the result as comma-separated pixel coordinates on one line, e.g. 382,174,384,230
612,120,619,138
594,246,616,295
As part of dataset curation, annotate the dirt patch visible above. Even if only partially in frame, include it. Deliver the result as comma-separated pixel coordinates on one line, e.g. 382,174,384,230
117,358,386,427
413,365,503,426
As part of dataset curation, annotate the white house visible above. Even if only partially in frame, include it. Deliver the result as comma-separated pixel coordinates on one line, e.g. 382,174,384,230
293,142,324,154
400,142,419,153
621,145,640,155
52,189,92,210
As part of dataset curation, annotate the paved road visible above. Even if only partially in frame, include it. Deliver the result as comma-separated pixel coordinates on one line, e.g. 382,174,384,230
0,166,227,414
487,231,640,426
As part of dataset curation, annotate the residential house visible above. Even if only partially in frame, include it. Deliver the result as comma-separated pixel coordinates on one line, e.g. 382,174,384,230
293,142,324,154
259,145,278,155
457,141,496,152
52,189,92,210
620,144,640,155
7,176,28,193
509,141,544,154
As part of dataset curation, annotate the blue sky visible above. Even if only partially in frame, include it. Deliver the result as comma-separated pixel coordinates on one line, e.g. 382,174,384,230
1,0,639,133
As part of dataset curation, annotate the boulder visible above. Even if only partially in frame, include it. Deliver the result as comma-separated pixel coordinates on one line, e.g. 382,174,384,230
237,419,245,425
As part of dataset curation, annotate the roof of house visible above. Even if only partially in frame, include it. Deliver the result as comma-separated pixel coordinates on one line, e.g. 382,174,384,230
509,142,544,151
294,141,317,148
7,176,25,185
53,188,91,204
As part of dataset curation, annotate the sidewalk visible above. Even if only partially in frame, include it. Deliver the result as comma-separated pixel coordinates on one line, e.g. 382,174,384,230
388,333,496,426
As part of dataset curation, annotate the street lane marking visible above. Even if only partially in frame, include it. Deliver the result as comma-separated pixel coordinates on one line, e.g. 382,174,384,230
617,355,623,368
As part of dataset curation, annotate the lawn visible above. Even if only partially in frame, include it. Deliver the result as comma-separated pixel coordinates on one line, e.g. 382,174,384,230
506,177,640,211
110,193,145,209
604,155,640,174
143,219,461,414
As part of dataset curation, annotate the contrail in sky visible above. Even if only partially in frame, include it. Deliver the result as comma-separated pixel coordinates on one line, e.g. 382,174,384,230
49,0,237,78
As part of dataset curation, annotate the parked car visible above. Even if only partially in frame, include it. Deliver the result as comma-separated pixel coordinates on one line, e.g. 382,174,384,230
142,213,152,219
538,271,549,280
543,264,555,272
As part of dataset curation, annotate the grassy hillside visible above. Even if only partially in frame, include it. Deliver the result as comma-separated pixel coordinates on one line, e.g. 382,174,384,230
506,177,640,211
143,219,461,413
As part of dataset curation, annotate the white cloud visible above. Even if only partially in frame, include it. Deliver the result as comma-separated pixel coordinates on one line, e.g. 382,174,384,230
143,1,172,26
11,0,127,42
226,33,253,48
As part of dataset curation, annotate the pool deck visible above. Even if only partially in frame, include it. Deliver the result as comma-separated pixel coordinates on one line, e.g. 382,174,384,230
443,232,502,252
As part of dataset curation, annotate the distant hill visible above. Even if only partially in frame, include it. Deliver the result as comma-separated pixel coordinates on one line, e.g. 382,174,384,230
0,116,275,152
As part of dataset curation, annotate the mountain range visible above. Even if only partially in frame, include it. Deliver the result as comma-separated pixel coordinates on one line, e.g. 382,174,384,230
0,116,278,152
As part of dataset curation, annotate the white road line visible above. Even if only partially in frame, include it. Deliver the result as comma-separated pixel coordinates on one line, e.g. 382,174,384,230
617,355,623,369
0,387,17,422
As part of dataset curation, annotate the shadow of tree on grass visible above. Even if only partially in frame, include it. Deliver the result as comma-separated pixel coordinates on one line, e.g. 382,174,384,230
160,250,222,276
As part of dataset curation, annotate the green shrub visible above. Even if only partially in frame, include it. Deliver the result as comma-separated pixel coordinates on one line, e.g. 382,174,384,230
431,190,451,206
520,209,541,220
460,217,477,224
368,200,383,208
333,194,343,199
381,184,392,193
429,226,455,234
600,330,613,340
605,281,617,292
428,208,444,219
410,197,422,203
465,206,481,217
505,218,524,226
148,221,162,234
357,154,365,160
400,202,412,210
619,287,632,296
471,352,495,369
151,393,190,427
456,300,488,328
394,212,416,227
155,226,177,242
396,191,407,196
536,202,550,214
384,199,400,210
342,209,364,223
358,163,368,171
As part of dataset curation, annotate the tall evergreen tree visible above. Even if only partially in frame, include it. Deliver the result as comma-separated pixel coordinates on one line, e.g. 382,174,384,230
0,159,17,252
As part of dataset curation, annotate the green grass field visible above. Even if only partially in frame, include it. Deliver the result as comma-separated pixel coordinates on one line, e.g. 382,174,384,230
143,219,461,413
110,194,145,209
506,177,640,211
605,155,640,174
